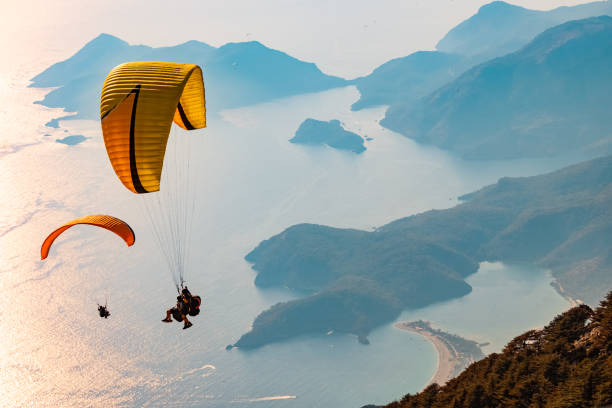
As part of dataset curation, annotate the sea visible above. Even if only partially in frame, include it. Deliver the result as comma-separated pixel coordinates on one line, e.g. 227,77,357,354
0,60,575,407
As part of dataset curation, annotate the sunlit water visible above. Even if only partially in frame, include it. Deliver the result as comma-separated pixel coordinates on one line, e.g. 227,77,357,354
0,76,577,407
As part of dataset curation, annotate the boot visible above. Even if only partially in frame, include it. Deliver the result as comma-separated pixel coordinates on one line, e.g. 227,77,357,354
183,321,193,330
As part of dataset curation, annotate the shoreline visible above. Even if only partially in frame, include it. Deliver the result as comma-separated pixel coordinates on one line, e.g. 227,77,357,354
394,321,484,387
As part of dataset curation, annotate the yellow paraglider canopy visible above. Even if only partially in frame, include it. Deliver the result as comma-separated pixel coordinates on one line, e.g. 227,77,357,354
100,61,206,194
41,215,135,260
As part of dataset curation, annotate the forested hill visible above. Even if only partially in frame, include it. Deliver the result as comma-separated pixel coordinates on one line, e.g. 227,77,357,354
30,33,346,122
372,291,612,408
236,155,612,349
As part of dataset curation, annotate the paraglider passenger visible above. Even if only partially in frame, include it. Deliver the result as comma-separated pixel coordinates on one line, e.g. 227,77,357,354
98,304,110,319
162,293,193,329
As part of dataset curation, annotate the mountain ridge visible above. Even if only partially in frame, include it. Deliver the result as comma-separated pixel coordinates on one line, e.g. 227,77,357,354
436,0,612,60
30,33,347,120
381,16,612,160
351,1,612,116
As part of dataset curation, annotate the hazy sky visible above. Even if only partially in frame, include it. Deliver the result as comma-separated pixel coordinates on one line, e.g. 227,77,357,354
1,0,601,78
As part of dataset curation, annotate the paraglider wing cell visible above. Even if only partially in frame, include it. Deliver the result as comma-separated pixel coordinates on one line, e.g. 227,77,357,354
41,214,135,260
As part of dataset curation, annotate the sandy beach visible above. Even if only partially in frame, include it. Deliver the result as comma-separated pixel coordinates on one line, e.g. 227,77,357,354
394,321,473,387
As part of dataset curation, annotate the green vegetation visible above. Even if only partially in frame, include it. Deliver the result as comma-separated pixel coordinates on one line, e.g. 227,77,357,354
237,155,612,349
378,291,612,408
236,276,403,348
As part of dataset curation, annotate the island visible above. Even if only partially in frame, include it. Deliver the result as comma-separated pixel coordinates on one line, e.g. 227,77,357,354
395,321,485,386
290,119,366,154
56,135,87,145
45,116,77,129
234,155,612,349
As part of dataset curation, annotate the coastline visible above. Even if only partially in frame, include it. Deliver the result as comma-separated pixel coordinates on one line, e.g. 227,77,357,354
394,321,484,387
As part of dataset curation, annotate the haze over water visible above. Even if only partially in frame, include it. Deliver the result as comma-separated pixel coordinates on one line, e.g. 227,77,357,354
0,2,590,406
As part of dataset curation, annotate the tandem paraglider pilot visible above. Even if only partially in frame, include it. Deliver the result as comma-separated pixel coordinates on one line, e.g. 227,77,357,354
162,287,202,330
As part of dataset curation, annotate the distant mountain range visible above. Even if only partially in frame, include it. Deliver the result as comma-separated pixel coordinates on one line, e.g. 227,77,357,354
437,0,612,61
32,2,612,163
30,34,346,121
352,0,612,113
349,2,612,161
235,155,612,349
381,16,612,159
369,292,612,408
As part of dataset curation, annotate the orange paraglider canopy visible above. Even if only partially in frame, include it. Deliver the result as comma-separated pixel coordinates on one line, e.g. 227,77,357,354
41,215,135,260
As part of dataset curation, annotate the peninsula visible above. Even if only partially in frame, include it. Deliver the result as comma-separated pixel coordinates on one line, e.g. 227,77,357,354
395,321,485,387
235,155,612,349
